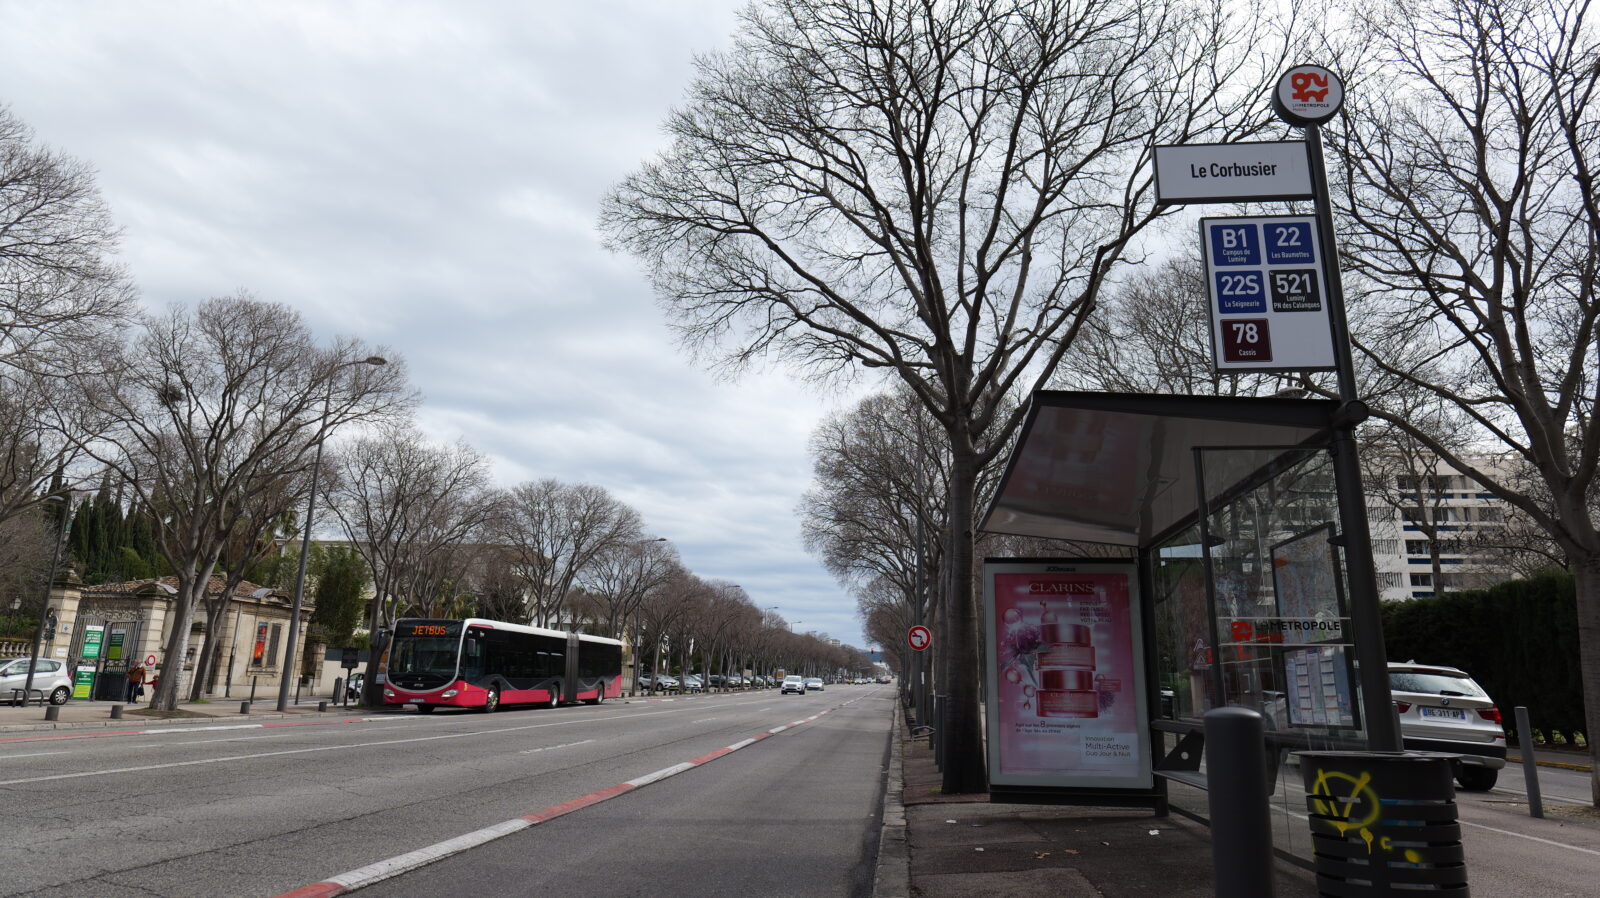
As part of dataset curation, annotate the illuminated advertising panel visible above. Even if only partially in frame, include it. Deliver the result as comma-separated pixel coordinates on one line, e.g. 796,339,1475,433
984,559,1152,790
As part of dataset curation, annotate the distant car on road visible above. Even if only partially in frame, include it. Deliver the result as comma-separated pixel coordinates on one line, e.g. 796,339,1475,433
804,677,825,692
1390,662,1507,791
0,657,71,705
781,675,806,695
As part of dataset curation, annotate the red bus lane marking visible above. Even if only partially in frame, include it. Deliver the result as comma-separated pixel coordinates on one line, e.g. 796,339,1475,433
271,699,864,897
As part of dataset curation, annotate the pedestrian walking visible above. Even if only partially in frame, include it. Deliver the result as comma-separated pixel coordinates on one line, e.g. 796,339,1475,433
126,663,147,704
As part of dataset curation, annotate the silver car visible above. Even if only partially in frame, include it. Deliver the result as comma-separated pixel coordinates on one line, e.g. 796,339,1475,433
1,657,73,705
1389,662,1506,791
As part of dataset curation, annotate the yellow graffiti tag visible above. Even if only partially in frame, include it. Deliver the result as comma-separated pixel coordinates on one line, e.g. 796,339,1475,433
1309,768,1381,851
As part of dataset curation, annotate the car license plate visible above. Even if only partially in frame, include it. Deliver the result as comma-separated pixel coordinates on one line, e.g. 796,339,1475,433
1421,707,1467,720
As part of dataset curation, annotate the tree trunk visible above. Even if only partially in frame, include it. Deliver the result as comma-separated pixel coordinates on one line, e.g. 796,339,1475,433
190,602,228,700
941,438,987,794
1572,552,1600,805
153,572,209,710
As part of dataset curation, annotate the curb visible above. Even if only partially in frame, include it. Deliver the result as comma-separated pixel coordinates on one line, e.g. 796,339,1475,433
872,701,911,898
0,705,390,735
1507,753,1593,773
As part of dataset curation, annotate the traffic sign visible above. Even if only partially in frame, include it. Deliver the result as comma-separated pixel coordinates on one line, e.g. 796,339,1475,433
145,654,157,667
1273,65,1344,127
907,625,932,652
1202,215,1336,372
1153,141,1313,205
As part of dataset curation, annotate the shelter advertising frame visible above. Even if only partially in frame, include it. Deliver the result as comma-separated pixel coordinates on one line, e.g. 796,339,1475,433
983,558,1160,807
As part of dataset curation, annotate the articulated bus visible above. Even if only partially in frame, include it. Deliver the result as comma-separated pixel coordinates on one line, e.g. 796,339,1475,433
383,617,623,713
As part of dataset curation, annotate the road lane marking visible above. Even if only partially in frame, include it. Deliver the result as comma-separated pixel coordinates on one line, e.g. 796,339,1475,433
0,750,67,759
1457,818,1600,857
273,697,862,896
691,717,720,724
0,704,744,786
518,739,594,755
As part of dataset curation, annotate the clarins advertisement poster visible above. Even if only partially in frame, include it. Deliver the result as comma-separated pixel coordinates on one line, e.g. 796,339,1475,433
983,560,1152,789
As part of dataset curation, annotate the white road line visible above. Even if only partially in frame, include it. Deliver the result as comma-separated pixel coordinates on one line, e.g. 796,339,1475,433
1490,785,1590,806
328,818,533,890
1457,818,1600,857
626,762,695,788
0,706,701,786
518,739,594,755
691,717,720,724
0,750,67,759
725,738,756,751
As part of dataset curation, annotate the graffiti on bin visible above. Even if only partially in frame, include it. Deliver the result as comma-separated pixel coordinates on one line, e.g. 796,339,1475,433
1308,766,1424,862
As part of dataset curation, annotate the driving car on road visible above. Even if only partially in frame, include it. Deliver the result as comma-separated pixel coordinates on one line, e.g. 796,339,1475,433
1390,661,1507,791
781,675,806,695
804,677,825,692
0,657,72,705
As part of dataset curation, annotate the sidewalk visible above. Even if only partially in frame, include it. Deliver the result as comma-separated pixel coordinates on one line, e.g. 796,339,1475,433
875,708,1320,898
0,695,370,733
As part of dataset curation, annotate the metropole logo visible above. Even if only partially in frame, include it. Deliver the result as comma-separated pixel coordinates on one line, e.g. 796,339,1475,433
1273,64,1344,127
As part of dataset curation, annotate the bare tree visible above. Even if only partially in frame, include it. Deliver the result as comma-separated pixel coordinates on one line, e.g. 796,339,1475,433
323,425,494,706
66,295,411,709
498,479,643,628
1326,0,1600,799
0,106,136,525
603,0,1290,791
582,537,679,640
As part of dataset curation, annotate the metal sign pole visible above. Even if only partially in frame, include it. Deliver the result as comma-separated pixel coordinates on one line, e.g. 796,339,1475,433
1278,67,1401,752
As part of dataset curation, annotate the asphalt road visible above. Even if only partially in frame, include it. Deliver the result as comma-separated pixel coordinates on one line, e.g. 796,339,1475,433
0,686,895,898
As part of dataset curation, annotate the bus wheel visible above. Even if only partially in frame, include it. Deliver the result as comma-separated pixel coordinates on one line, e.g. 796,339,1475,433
592,688,604,706
483,688,500,713
548,688,561,709
415,704,435,714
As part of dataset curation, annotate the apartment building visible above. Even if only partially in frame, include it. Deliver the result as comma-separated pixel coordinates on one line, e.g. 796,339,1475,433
1366,456,1515,601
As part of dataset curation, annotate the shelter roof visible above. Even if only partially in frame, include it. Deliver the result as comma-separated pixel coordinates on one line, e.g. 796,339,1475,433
980,391,1338,547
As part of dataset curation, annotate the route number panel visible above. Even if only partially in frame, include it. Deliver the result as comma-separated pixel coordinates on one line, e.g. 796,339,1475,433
1202,215,1336,372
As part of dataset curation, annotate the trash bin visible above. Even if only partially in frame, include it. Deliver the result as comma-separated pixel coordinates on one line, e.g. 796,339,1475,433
1295,751,1467,897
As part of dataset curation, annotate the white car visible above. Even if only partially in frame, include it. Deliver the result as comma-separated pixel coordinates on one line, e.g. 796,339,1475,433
1390,662,1507,791
780,675,806,695
804,677,825,692
0,657,73,705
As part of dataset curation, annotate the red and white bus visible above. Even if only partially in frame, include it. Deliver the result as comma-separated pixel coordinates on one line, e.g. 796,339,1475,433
383,618,622,713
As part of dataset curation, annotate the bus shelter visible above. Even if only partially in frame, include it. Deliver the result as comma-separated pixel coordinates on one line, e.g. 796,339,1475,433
980,390,1388,863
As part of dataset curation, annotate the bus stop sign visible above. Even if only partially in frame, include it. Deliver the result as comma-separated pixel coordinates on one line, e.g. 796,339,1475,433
907,625,932,652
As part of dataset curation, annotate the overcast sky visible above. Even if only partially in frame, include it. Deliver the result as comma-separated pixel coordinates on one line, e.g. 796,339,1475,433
0,1,884,650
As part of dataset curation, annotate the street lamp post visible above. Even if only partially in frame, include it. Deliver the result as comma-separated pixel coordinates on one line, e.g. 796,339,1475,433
276,356,385,712
23,494,70,703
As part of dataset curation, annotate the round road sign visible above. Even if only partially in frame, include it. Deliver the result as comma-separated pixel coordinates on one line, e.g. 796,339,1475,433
907,625,932,652
145,654,157,667
1272,65,1344,126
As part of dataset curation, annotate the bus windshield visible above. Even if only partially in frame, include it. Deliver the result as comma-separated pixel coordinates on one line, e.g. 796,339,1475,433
389,621,462,689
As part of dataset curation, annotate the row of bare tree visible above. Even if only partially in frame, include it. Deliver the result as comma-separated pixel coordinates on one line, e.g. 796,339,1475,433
0,100,870,711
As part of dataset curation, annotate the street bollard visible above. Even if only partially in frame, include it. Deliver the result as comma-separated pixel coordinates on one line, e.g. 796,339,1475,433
1515,706,1543,819
333,677,343,703
44,705,60,721
240,701,250,714
318,700,328,712
1204,708,1275,898
110,704,124,720
249,676,258,703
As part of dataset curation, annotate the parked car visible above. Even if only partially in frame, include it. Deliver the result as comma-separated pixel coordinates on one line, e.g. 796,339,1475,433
781,675,807,695
1389,662,1507,791
345,673,365,702
804,677,825,692
680,675,703,692
639,673,678,691
0,657,72,705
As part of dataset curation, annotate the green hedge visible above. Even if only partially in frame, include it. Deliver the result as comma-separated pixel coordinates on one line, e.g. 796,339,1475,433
1380,571,1585,743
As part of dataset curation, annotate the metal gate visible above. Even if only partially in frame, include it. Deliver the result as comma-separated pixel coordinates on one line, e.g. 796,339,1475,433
67,610,148,701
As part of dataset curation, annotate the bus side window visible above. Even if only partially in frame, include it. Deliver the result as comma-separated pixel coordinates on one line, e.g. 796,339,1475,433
462,638,484,679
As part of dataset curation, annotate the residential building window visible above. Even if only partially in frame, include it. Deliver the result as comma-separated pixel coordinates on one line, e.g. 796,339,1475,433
1409,573,1433,587
1372,540,1399,556
1477,507,1503,523
1378,572,1404,589
1405,540,1430,556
